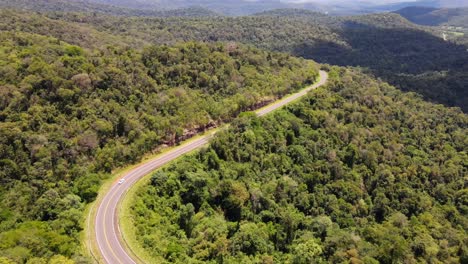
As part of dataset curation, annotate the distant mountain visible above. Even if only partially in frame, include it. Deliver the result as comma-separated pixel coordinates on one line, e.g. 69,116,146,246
0,0,220,17
88,0,292,15
85,0,160,9
253,8,326,17
78,0,446,16
158,6,220,17
394,5,468,26
0,0,120,13
316,0,468,15
3,0,468,16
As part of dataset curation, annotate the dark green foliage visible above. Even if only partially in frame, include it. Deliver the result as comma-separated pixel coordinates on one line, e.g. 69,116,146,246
394,6,468,49
0,4,467,263
0,30,317,262
4,10,464,111
132,67,467,263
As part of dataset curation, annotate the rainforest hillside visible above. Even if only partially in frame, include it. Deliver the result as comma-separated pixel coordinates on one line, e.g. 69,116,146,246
2,9,466,111
0,30,318,263
131,67,468,263
0,2,467,263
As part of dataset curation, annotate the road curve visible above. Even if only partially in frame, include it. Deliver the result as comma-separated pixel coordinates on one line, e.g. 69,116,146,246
93,70,328,264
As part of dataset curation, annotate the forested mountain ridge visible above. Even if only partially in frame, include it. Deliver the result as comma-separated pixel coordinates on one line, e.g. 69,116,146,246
0,2,467,263
25,9,467,111
0,9,149,50
131,66,468,263
0,29,318,263
393,6,468,46
253,9,327,18
0,0,291,16
10,0,466,16
394,6,468,26
0,0,220,17
48,0,307,16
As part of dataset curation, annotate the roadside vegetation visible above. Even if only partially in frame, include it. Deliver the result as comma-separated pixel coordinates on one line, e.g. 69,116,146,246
0,30,317,263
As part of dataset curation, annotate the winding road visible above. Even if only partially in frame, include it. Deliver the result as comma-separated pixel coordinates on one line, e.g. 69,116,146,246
93,70,328,264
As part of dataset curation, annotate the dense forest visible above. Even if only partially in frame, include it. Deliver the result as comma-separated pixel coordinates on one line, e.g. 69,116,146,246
0,0,221,17
130,67,467,263
394,6,468,53
0,1,467,263
0,30,318,263
2,9,466,111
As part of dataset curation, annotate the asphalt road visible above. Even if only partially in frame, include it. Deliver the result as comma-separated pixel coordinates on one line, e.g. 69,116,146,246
94,70,328,264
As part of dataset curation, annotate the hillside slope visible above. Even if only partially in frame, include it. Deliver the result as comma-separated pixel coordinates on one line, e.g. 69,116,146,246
2,7,466,109
130,66,468,263
0,29,318,263
0,4,467,263
25,10,467,111
395,6,468,26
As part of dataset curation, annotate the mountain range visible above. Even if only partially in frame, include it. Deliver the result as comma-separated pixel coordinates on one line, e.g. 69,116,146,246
4,0,467,15
394,5,468,26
